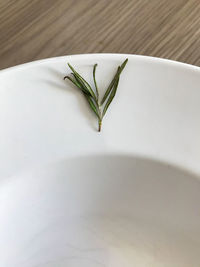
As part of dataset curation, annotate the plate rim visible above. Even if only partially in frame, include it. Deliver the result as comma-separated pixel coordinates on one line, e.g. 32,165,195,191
0,53,200,74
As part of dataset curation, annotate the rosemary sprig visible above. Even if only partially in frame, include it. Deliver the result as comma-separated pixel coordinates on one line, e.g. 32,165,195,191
64,58,128,132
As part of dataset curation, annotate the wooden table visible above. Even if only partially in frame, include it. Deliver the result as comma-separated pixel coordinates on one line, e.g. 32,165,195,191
1,0,200,70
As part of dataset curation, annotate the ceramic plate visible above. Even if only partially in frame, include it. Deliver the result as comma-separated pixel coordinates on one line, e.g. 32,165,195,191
0,54,200,266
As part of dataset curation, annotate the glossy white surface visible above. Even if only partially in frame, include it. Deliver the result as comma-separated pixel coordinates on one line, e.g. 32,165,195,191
0,54,200,266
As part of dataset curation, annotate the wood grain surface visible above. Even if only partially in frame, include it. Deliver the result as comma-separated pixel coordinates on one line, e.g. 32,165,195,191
0,0,200,69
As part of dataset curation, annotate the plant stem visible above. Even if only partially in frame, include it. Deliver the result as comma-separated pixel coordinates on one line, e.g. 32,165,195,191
97,104,102,132
98,118,102,132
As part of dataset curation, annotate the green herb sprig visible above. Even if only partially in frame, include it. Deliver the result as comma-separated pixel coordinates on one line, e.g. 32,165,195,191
64,58,128,132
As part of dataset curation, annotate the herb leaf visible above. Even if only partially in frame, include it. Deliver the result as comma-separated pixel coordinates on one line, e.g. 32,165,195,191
83,93,100,119
93,64,99,101
101,66,120,105
64,75,91,96
64,75,82,89
68,63,97,101
101,58,128,105
102,77,119,118
71,73,92,96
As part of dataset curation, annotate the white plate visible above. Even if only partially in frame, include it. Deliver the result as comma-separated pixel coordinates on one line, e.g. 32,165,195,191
0,54,200,266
